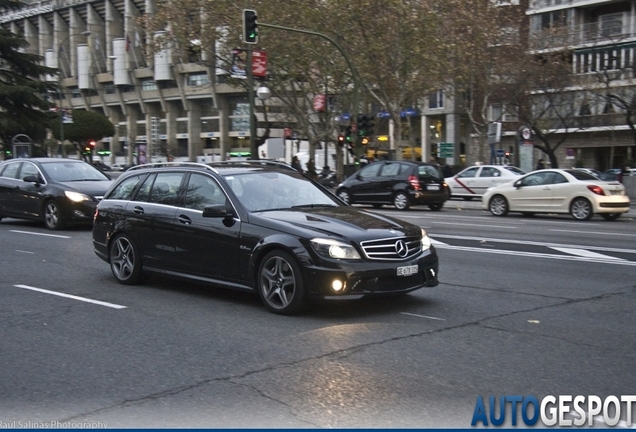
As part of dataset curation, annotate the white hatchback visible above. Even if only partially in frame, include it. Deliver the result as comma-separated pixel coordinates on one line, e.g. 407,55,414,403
445,165,526,200
483,169,630,221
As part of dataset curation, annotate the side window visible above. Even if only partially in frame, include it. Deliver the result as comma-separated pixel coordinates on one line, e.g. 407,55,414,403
458,167,478,178
522,172,550,186
552,173,568,184
480,167,499,177
380,163,400,177
135,174,156,202
183,173,225,211
359,163,382,179
148,173,183,205
1,162,20,179
109,175,144,200
19,162,41,180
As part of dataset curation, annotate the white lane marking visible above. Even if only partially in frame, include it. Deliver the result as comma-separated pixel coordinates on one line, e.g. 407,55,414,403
550,229,636,238
550,247,625,260
401,312,446,321
15,250,35,254
13,285,127,309
10,230,70,239
430,234,636,255
428,221,516,229
433,244,636,266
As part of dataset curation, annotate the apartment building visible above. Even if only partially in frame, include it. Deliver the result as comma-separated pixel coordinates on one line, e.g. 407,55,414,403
0,0,276,164
528,0,636,169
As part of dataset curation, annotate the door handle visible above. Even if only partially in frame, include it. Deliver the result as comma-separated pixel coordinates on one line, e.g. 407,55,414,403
178,215,192,225
133,206,144,214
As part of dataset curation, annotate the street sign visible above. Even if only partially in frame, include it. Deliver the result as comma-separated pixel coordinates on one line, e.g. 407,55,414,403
496,149,505,157
439,142,454,158
252,50,267,78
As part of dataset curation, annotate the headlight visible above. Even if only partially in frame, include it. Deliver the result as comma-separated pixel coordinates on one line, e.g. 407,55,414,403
421,228,431,251
65,191,92,202
311,238,361,260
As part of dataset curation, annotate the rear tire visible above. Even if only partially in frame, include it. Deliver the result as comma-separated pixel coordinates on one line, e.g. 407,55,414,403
428,203,443,211
570,197,593,221
109,234,143,285
488,195,509,216
393,191,410,210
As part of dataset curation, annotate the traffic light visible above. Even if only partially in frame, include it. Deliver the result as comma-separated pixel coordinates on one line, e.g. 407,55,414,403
361,137,369,145
366,115,375,137
357,114,366,137
345,126,352,143
89,140,96,148
243,9,258,44
337,135,345,146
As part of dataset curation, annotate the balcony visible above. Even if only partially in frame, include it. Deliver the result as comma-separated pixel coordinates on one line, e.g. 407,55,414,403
529,0,624,12
530,17,633,51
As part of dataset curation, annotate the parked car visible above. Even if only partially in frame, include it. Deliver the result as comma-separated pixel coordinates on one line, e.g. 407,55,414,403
574,168,603,179
92,161,440,315
483,168,629,221
445,164,526,201
92,161,111,172
334,161,448,210
110,163,125,171
600,168,621,181
0,158,113,230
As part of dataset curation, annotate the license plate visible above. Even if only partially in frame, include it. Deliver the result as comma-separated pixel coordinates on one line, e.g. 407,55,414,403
397,265,418,276
427,184,440,191
610,190,623,195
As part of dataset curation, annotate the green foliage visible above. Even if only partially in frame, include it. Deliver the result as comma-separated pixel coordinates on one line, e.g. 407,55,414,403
0,0,58,143
50,110,115,143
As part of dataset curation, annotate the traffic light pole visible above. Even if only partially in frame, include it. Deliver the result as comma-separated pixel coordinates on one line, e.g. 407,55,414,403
256,22,361,176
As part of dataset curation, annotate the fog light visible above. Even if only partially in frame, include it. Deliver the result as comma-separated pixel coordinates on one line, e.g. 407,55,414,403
331,279,344,292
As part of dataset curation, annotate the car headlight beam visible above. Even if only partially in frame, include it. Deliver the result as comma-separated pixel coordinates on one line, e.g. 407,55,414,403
421,228,431,251
311,238,361,260
65,191,92,202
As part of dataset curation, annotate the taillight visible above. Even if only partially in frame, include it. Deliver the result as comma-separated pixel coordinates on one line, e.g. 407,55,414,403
587,185,605,196
408,175,421,191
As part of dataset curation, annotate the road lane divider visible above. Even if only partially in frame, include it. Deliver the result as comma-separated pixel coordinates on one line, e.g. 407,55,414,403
13,284,127,309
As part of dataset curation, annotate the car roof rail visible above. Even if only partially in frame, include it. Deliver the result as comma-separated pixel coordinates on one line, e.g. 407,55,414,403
127,161,218,174
209,159,296,172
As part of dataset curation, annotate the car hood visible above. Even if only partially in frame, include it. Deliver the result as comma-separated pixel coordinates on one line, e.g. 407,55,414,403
59,180,113,197
250,206,421,240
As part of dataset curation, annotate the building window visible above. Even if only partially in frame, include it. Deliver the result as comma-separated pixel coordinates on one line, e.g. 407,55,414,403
141,80,158,91
429,90,444,109
105,84,117,94
187,73,209,86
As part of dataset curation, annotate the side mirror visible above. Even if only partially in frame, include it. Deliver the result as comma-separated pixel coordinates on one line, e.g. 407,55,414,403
23,175,42,184
514,180,522,188
202,204,231,218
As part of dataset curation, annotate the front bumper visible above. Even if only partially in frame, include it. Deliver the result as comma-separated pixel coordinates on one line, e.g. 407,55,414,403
303,248,439,299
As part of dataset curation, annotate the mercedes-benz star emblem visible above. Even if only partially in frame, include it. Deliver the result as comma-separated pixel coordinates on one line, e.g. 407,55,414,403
395,240,408,257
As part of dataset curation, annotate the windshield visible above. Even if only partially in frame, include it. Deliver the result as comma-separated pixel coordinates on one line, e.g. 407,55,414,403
40,161,110,182
225,171,340,212
565,169,600,181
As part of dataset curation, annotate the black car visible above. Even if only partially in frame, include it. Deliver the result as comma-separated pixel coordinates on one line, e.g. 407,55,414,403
0,158,113,230
335,161,448,210
92,161,439,315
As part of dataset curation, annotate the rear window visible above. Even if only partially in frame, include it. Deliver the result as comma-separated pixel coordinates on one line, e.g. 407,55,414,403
565,169,598,181
503,166,525,175
418,165,442,179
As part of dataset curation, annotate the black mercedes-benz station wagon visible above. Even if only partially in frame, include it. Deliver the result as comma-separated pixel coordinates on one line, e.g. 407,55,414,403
92,161,439,315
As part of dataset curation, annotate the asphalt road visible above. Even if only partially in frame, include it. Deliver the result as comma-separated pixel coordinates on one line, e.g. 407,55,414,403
0,206,634,428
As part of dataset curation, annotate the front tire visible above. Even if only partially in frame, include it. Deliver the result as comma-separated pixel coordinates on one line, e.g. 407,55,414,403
257,250,306,315
43,199,65,230
109,234,143,285
393,191,410,210
570,197,593,221
336,189,351,205
601,213,622,221
489,195,509,216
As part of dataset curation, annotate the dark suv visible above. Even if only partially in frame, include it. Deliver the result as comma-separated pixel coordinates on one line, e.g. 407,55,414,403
335,161,448,210
92,161,440,315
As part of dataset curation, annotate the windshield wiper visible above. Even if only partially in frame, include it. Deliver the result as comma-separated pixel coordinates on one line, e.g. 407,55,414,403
291,204,337,209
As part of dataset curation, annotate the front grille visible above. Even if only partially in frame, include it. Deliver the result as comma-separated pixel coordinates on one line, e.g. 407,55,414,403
360,236,421,261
